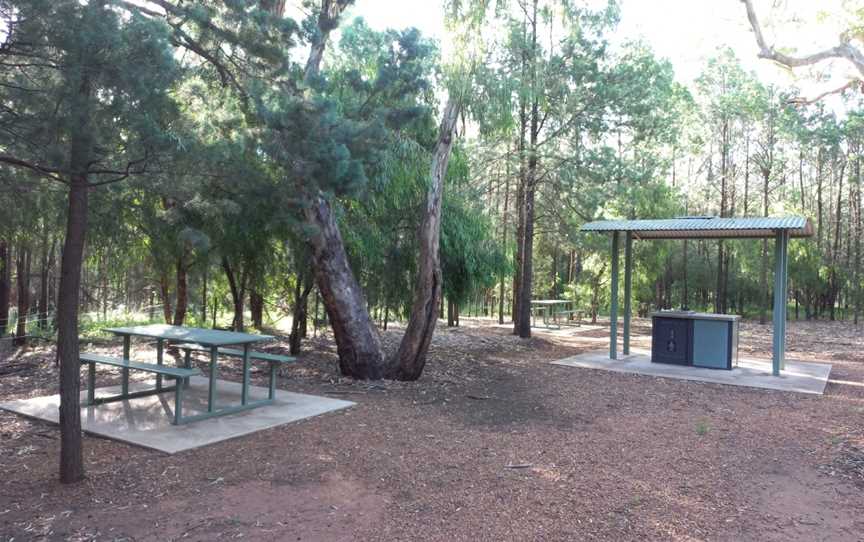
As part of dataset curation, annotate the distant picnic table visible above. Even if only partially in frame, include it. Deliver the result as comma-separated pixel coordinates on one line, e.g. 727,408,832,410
80,324,295,425
530,300,581,328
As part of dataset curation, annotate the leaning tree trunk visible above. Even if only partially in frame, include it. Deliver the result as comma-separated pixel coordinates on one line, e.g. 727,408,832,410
391,97,461,380
292,0,383,378
0,240,9,335
304,197,384,379
13,245,31,346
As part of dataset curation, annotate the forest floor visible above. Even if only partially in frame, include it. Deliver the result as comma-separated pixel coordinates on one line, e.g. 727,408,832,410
1,317,863,541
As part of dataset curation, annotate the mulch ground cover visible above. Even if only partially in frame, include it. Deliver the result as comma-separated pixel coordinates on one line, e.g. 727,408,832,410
1,318,862,541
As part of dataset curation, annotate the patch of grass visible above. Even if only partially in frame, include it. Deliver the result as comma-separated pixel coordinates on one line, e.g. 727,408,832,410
695,420,710,436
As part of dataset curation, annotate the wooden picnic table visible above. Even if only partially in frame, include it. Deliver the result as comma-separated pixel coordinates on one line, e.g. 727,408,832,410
102,324,276,424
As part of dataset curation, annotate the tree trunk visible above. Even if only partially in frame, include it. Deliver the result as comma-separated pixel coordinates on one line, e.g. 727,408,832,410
303,196,384,379
37,237,54,331
512,15,529,330
201,266,208,325
57,171,88,483
715,119,729,314
289,275,313,355
855,145,862,325
0,240,9,335
292,0,383,377
57,65,93,481
172,255,188,326
222,257,245,332
159,272,172,324
13,246,32,346
817,149,824,249
498,154,511,325
514,1,538,339
250,289,264,329
392,96,460,380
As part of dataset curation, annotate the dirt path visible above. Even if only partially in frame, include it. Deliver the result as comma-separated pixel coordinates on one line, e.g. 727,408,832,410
1,319,862,540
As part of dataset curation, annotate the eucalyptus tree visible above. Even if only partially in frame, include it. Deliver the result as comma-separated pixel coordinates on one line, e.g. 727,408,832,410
122,0,492,379
694,49,757,313
0,0,180,482
469,0,618,337
742,0,864,104
750,84,793,323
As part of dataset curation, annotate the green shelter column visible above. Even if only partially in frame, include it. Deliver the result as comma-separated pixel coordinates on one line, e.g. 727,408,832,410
623,232,633,356
772,229,789,376
610,231,620,360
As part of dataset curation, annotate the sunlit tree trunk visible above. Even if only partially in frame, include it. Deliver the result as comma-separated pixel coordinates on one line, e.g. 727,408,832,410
392,96,461,380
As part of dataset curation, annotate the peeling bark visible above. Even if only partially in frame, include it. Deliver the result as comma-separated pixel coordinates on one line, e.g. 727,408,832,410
304,197,383,378
391,97,461,380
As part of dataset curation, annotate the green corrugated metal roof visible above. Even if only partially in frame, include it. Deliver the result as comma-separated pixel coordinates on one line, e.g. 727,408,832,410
580,216,814,239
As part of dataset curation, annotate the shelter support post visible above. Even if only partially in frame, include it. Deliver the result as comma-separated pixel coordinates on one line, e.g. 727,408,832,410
623,232,633,356
610,232,620,360
772,230,789,376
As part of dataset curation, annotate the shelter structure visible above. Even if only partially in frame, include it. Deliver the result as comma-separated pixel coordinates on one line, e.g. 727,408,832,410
580,216,814,376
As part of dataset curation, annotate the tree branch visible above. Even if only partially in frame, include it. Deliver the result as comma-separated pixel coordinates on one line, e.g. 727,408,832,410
742,0,864,78
787,79,863,105
0,155,66,184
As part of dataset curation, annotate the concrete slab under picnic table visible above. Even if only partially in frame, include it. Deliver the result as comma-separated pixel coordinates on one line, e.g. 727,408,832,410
0,376,354,454
551,349,832,395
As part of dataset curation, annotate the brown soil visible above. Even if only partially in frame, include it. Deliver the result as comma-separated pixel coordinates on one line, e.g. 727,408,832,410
1,318,862,541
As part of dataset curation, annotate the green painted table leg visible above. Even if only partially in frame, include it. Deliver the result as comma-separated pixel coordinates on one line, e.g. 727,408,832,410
121,335,130,396
183,349,192,389
87,362,95,405
241,344,250,405
623,232,633,356
208,345,217,412
156,338,164,391
173,377,184,425
269,362,277,400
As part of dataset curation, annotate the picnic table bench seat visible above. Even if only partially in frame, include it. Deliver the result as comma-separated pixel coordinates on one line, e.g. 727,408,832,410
177,343,296,402
176,344,296,365
80,353,201,379
80,352,200,424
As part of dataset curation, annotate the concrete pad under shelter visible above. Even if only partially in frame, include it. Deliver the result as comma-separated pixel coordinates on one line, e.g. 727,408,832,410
551,349,831,395
0,376,354,453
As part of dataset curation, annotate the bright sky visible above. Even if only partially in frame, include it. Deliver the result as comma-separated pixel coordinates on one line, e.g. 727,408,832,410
329,0,857,113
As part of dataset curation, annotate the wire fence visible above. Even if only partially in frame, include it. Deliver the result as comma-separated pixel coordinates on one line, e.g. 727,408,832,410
0,309,56,342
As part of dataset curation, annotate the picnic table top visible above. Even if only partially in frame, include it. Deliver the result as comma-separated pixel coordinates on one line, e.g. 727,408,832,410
530,299,571,306
103,324,274,347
